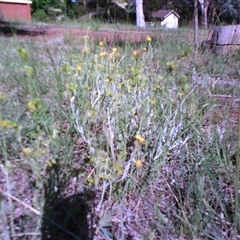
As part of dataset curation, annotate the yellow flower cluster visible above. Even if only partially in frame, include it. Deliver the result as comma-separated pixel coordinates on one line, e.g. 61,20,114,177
132,47,148,59
99,51,108,57
22,147,46,157
109,48,120,60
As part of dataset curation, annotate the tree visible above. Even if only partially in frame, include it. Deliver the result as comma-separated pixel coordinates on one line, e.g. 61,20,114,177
167,0,194,25
144,0,165,20
136,0,145,27
32,0,146,25
198,0,209,28
207,0,240,25
111,0,145,27
216,0,240,23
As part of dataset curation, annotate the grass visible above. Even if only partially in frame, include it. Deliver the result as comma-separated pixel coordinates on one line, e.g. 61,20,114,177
0,25,239,239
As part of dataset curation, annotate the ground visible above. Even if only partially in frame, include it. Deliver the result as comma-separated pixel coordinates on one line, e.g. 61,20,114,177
0,21,155,43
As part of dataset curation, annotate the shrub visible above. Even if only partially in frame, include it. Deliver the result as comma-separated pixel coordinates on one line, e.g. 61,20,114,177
32,9,49,22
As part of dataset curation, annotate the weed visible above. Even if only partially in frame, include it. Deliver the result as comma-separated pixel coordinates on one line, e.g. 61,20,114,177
0,26,239,239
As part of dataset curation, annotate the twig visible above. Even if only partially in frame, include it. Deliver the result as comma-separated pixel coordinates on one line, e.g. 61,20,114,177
210,95,239,100
11,233,41,238
0,189,41,216
87,167,95,178
1,164,15,237
180,85,197,108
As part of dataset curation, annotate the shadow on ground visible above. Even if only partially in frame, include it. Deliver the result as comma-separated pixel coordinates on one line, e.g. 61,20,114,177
0,20,45,37
41,190,95,240
41,166,96,240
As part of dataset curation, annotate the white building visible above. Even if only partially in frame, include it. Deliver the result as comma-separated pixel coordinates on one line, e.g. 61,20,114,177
151,10,180,29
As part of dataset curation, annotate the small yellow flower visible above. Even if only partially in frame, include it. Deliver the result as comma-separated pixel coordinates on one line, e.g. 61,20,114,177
65,83,78,91
178,92,183,97
38,148,46,155
113,162,123,176
27,98,43,112
76,64,82,71
33,148,47,158
166,61,177,71
0,92,6,100
99,51,108,57
132,50,139,57
146,36,152,42
22,147,33,156
99,41,105,47
148,98,156,105
135,134,145,143
135,159,143,168
106,90,113,97
0,120,18,129
20,66,34,77
27,102,36,112
18,47,29,60
83,35,89,43
112,47,117,52
62,64,74,74
87,176,94,185
82,47,90,54
0,120,10,128
46,159,56,168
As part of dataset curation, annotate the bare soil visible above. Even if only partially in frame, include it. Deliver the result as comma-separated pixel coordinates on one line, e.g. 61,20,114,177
0,22,155,43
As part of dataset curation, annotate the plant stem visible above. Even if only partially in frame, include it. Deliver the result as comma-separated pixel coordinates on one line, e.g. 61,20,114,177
234,99,240,234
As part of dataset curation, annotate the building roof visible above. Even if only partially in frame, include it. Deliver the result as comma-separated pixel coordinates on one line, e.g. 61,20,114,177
151,10,180,19
0,0,32,3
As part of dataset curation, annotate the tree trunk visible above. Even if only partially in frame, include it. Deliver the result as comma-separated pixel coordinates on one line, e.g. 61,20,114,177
198,0,209,29
136,0,145,28
194,0,199,48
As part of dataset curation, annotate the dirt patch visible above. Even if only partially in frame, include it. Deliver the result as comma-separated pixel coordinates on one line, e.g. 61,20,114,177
0,22,156,43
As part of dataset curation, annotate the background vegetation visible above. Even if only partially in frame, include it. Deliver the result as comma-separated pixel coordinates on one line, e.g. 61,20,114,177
31,0,240,25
